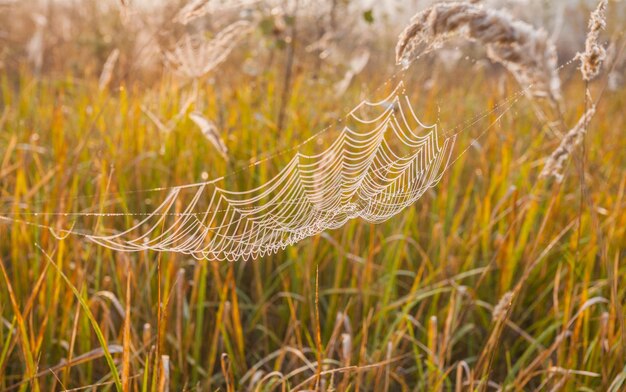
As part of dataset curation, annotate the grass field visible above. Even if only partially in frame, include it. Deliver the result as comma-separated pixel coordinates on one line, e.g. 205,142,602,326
1,1,626,391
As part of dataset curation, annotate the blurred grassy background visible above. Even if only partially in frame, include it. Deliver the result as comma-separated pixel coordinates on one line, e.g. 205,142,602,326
1,0,625,390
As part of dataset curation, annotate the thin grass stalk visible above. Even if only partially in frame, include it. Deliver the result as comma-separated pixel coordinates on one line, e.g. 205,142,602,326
277,0,299,134
122,270,132,392
0,256,39,392
37,246,123,391
0,262,49,383
313,263,323,390
427,315,438,389
152,251,164,392
220,353,234,392
476,291,514,383
62,296,82,387
175,268,185,379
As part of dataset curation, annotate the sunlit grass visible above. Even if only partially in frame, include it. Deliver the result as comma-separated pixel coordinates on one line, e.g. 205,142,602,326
0,60,625,391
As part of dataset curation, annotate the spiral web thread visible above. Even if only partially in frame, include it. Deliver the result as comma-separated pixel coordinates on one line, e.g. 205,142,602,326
83,82,456,261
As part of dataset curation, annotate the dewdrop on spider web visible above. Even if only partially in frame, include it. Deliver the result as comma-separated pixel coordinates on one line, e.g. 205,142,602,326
83,82,458,261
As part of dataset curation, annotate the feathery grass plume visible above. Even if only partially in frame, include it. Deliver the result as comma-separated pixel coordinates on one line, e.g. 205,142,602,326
605,42,625,91
577,0,608,82
175,0,210,24
540,105,597,182
118,0,130,24
141,92,196,133
164,20,253,79
26,13,47,75
334,49,370,96
98,49,120,91
159,355,170,392
396,2,562,103
175,0,259,25
608,70,623,92
492,291,514,321
189,111,228,159
341,333,352,363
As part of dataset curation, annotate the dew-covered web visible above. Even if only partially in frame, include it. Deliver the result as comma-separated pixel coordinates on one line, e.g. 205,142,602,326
1,76,526,262
89,82,459,261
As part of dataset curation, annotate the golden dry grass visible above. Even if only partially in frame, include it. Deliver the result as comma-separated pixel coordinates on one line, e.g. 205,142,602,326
0,1,625,391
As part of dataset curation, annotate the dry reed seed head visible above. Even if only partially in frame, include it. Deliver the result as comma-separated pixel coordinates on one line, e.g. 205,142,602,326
175,0,209,25
98,49,120,91
175,0,258,25
600,311,610,352
492,291,514,321
396,2,562,102
577,0,608,82
349,49,370,74
335,311,353,335
335,49,371,96
117,0,132,25
189,112,228,159
26,13,47,74
386,340,393,359
335,311,343,326
142,323,152,347
164,20,254,79
540,105,597,183
221,352,230,367
103,275,112,290
176,268,186,298
224,300,232,318
250,370,264,387
160,355,171,392
341,333,352,361
342,313,352,335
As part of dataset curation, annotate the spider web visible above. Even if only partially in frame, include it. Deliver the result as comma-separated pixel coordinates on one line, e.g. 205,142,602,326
86,82,457,261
